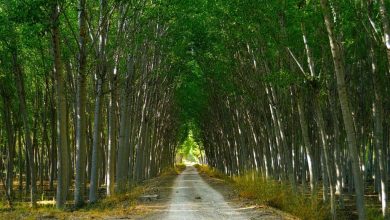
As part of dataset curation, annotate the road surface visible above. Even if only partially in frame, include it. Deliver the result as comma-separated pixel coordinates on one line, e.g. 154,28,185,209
143,166,282,220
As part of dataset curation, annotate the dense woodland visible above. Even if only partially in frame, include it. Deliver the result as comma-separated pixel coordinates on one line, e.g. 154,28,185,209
1,0,390,219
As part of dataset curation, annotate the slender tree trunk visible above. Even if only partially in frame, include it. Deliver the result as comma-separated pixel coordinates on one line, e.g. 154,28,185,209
12,46,36,208
2,91,15,199
116,56,134,192
328,82,345,209
89,0,108,203
379,0,390,72
301,24,336,217
49,90,57,191
18,131,23,195
107,59,118,196
74,0,88,208
89,78,103,203
314,99,336,219
297,94,316,195
370,43,387,217
51,1,70,209
0,155,12,208
320,0,365,218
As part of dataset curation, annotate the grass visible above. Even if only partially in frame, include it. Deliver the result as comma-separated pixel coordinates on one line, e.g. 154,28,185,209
366,208,383,220
194,165,329,220
159,163,186,177
234,173,329,220
175,163,187,173
0,164,186,219
0,185,145,219
194,164,229,180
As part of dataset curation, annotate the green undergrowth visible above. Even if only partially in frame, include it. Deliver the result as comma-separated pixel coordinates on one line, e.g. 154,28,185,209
194,164,230,181
159,164,186,177
366,207,385,220
175,163,187,173
0,187,144,219
195,164,329,220
234,172,329,220
0,164,185,219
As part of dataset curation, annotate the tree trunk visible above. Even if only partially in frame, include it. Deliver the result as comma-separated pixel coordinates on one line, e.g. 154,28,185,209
89,78,103,203
328,82,345,209
12,45,37,208
49,88,57,191
74,0,88,208
107,59,118,196
18,131,23,195
51,2,70,209
320,0,365,218
116,56,134,192
89,0,108,203
314,98,336,219
370,42,387,217
379,0,390,72
297,94,316,196
2,91,15,199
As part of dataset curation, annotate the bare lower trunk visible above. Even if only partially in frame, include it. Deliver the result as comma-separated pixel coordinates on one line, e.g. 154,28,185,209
89,79,103,203
74,0,88,208
301,24,335,217
50,94,57,191
328,84,345,209
297,95,316,196
74,74,87,207
2,92,15,199
116,56,134,192
371,43,387,218
18,132,23,194
314,99,336,219
13,46,36,208
52,2,70,209
107,68,118,196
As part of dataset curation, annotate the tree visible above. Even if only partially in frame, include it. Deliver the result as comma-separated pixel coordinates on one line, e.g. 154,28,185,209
74,0,88,207
12,43,37,208
319,0,365,218
89,0,108,203
51,0,70,209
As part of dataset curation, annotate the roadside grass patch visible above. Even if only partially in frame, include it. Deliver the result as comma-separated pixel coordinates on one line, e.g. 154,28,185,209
175,163,187,172
233,173,329,220
194,164,228,180
160,164,187,176
0,186,144,219
196,165,329,220
89,185,144,210
0,165,181,219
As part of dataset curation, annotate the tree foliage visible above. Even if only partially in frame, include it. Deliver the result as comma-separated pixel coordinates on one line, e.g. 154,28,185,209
1,0,390,218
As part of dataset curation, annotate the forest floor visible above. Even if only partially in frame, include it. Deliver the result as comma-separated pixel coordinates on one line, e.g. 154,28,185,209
0,168,180,219
0,165,295,219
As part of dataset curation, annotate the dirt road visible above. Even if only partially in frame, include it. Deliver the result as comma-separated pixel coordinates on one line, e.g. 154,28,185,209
142,166,284,220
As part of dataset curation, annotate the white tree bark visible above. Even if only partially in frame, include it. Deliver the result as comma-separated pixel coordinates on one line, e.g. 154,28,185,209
320,0,365,218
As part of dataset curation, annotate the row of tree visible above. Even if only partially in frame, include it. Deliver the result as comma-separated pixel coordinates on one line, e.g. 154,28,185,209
177,0,390,219
0,0,182,209
1,0,390,219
